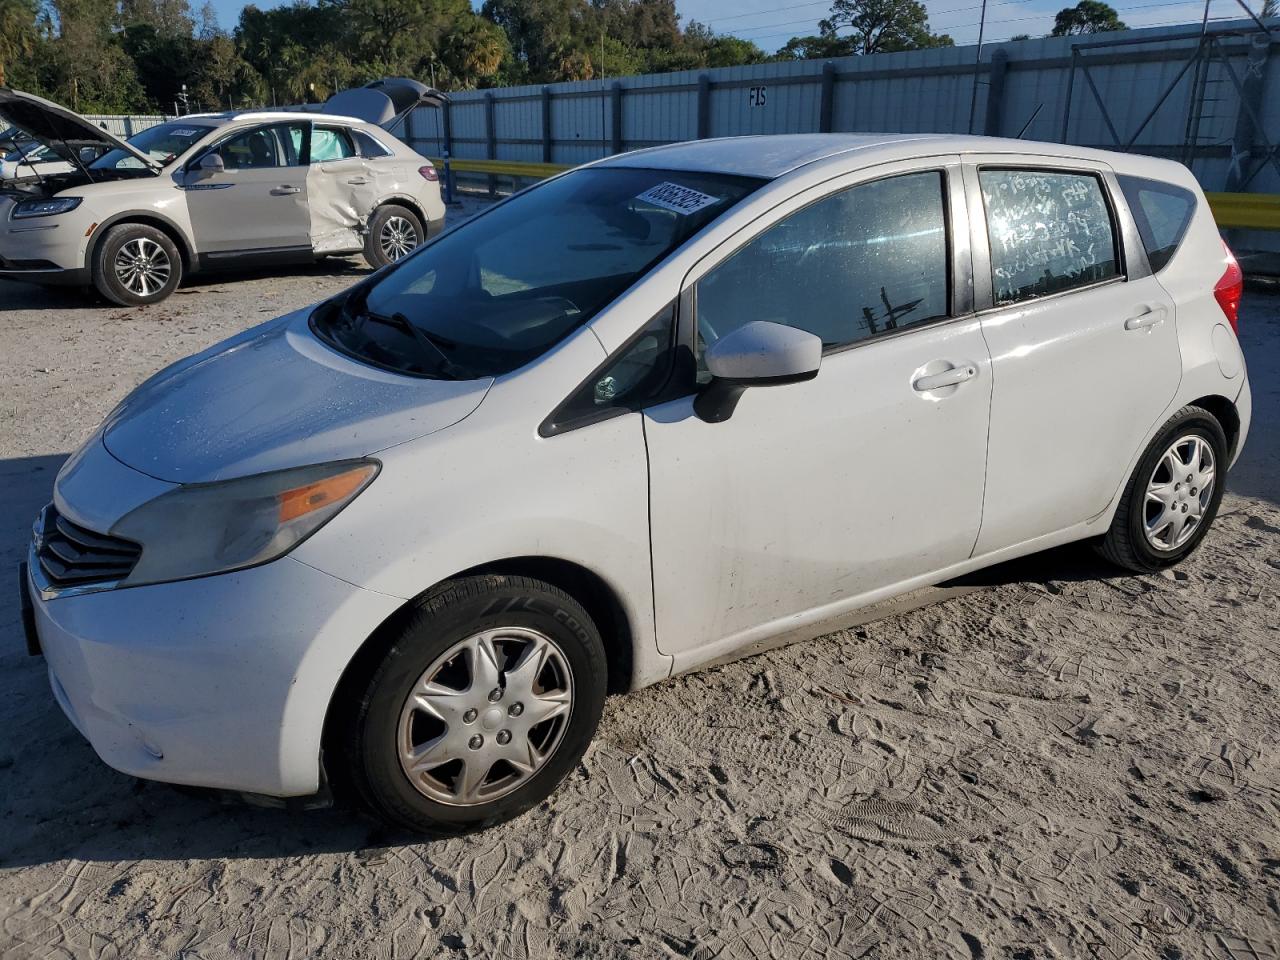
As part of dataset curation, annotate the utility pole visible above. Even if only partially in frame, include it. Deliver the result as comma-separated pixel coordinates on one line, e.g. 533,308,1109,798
966,0,989,134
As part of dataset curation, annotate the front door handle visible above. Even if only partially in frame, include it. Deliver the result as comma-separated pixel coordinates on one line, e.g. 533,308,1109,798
271,185,301,195
913,363,978,392
1124,306,1167,331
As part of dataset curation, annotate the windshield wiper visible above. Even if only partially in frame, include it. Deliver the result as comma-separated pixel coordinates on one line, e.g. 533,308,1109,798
358,308,469,379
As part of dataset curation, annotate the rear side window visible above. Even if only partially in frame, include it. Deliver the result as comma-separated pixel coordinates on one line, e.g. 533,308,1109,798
695,170,950,361
979,169,1120,306
1119,175,1196,272
353,130,393,158
311,126,356,162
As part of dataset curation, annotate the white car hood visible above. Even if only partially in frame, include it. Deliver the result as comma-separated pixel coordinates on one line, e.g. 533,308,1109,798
102,309,492,483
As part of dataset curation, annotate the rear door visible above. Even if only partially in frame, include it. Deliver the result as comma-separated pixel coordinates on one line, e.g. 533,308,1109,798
183,121,312,257
966,158,1181,555
306,124,377,253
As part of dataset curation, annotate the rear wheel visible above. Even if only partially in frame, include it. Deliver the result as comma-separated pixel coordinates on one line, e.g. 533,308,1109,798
92,223,182,306
1097,405,1228,573
363,204,424,269
339,575,607,833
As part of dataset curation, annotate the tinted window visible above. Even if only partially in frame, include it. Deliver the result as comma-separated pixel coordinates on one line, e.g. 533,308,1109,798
311,167,760,379
696,171,950,363
218,127,280,169
980,169,1119,305
277,123,309,166
311,126,356,162
353,130,393,158
1119,175,1196,272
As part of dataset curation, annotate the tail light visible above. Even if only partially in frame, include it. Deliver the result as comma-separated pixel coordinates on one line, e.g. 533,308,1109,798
1214,239,1243,334
418,165,438,182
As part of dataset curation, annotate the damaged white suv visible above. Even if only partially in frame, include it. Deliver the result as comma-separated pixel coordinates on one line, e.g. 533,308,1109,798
0,79,447,305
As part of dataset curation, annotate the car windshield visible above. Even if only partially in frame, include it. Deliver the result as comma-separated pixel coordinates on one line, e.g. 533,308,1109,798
90,122,216,171
312,166,763,379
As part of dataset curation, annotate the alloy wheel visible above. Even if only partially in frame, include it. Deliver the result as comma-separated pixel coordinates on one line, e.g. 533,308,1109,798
379,216,418,261
1143,433,1216,552
113,237,172,298
397,627,573,806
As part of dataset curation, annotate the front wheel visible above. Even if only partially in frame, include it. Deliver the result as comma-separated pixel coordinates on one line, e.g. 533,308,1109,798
92,223,183,305
339,575,607,833
363,204,424,269
1096,405,1229,573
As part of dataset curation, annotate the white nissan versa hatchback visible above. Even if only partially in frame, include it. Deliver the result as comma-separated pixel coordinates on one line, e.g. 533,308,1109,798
22,134,1250,833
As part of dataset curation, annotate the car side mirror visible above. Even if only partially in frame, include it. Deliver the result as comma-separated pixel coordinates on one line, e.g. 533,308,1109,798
78,146,98,164
693,320,822,423
193,152,224,179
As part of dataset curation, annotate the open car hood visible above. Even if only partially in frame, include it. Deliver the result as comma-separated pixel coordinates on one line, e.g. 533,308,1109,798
0,88,160,172
321,78,448,132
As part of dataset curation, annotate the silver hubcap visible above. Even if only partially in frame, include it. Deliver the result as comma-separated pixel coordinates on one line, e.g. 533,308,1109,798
114,237,171,297
379,216,418,261
397,627,573,806
1144,434,1216,552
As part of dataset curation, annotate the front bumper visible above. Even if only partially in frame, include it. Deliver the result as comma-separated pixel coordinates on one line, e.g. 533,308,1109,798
0,218,88,285
26,553,400,796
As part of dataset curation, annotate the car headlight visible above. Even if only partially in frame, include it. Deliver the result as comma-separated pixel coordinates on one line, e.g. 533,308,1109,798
112,459,378,587
11,196,83,219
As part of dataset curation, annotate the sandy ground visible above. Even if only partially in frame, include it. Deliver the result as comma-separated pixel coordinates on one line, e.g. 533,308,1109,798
0,220,1277,958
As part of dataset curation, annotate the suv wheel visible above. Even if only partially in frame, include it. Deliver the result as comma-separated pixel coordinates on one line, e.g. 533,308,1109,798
1097,405,1229,573
364,204,424,269
92,223,183,306
338,575,607,833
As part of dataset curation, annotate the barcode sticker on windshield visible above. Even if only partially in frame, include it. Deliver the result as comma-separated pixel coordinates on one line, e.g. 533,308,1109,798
635,182,722,215
169,128,201,136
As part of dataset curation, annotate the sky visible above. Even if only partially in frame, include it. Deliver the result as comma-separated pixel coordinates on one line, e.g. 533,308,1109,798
201,0,1262,53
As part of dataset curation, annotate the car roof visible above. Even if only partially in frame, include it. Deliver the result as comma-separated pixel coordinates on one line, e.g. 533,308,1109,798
596,133,1137,179
180,111,367,128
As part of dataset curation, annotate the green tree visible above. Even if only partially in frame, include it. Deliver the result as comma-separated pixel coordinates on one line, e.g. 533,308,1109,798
0,0,39,86
684,21,768,67
1050,0,1126,35
482,0,593,82
815,0,952,54
774,32,856,60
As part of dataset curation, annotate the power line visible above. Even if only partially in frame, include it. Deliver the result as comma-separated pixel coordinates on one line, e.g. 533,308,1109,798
729,1,1242,42
722,0,1265,44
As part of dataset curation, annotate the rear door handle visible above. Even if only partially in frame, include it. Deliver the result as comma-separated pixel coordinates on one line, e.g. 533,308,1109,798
347,177,370,185
271,185,301,195
913,363,978,392
1124,306,1167,331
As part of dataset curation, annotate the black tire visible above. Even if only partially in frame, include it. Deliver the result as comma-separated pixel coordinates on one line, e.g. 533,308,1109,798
363,204,424,269
1096,405,1229,573
339,574,607,834
91,223,183,306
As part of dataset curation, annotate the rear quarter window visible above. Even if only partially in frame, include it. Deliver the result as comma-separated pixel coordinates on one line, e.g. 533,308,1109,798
979,168,1120,306
1118,175,1197,273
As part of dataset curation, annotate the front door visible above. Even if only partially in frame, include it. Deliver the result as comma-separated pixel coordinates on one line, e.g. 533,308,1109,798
183,122,312,257
644,160,994,662
966,161,1182,555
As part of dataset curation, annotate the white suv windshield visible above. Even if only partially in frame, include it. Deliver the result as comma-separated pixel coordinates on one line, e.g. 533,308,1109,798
90,122,217,171
313,167,763,379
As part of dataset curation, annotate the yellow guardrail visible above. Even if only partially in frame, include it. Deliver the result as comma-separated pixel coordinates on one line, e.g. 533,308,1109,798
431,159,1280,231
429,157,569,180
1207,192,1280,231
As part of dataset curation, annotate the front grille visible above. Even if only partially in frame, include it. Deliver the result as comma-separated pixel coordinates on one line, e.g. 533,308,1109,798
36,505,141,588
